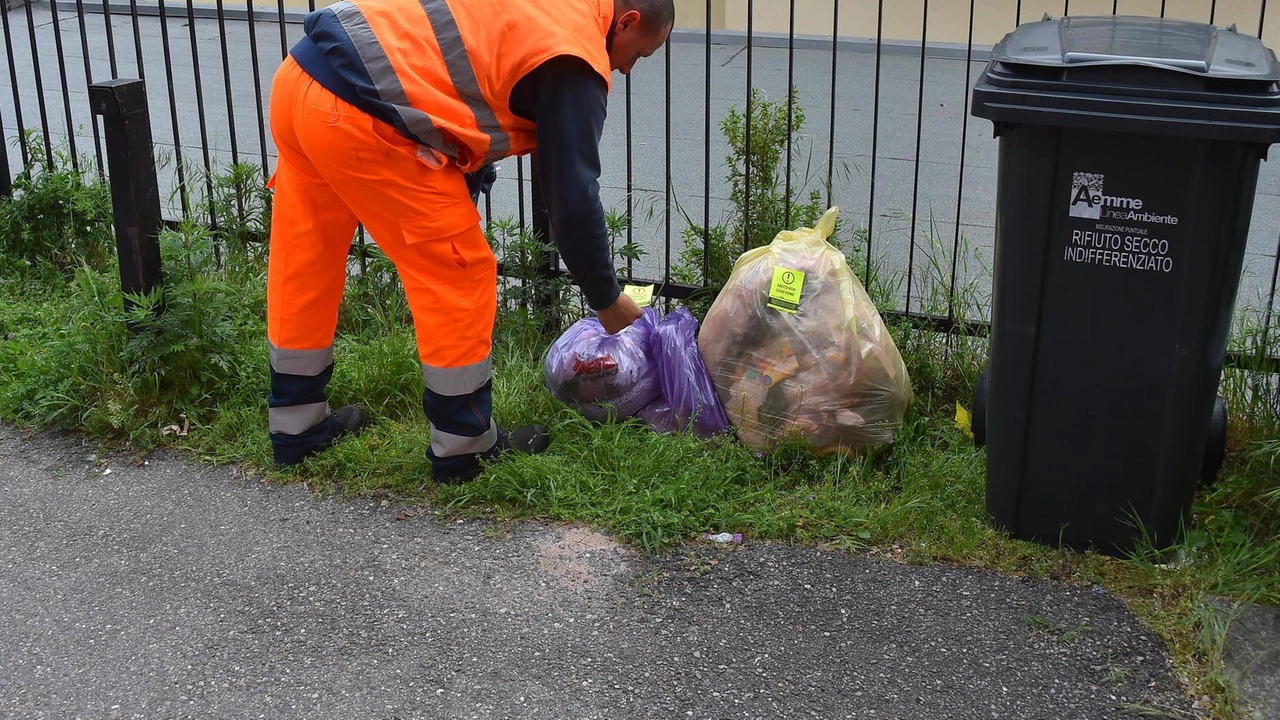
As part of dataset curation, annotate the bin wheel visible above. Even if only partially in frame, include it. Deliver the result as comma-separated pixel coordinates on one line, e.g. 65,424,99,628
1201,395,1228,486
972,368,989,448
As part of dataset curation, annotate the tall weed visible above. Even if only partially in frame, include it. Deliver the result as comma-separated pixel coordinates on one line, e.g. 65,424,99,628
0,135,114,277
674,87,837,301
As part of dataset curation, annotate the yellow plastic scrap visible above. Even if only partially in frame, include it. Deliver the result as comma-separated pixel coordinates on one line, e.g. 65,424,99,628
954,402,974,440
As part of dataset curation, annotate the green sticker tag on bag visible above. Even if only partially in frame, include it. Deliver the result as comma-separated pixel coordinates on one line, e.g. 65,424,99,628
767,267,805,313
622,284,654,308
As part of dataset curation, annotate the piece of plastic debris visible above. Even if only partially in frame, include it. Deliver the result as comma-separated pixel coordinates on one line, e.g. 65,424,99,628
102,468,112,476
702,532,743,544
955,402,974,439
162,413,190,437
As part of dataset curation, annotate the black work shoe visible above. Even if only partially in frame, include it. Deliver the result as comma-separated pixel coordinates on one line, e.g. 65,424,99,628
494,424,551,457
272,404,367,467
330,405,367,441
432,424,551,485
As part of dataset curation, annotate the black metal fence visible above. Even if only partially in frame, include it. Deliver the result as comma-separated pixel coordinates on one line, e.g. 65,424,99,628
2,0,1279,355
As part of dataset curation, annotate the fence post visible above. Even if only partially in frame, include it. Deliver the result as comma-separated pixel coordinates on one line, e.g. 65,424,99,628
88,78,164,316
528,153,562,336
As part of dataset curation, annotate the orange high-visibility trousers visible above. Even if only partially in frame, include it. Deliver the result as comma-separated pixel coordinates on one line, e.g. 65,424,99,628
266,56,499,476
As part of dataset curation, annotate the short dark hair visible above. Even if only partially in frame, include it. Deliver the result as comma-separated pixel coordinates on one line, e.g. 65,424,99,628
621,0,675,31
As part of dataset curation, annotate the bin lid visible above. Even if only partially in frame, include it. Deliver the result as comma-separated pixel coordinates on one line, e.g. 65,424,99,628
991,15,1280,81
972,15,1280,143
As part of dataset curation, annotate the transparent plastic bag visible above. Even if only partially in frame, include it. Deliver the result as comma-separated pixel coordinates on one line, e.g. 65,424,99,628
697,206,913,455
543,307,661,423
639,307,731,439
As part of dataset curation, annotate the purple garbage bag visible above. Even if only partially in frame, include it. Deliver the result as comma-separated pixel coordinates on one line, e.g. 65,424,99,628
544,307,661,422
639,307,731,439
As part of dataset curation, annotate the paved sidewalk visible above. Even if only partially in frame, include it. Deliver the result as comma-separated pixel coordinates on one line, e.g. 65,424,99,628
0,425,1227,719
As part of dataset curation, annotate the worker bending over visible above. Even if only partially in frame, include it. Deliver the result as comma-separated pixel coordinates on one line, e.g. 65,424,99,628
265,0,674,482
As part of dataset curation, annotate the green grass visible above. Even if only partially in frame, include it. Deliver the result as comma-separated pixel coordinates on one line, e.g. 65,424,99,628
3,259,1276,720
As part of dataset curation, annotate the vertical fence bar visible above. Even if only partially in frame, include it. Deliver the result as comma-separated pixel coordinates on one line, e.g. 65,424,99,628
247,0,270,170
1016,0,1022,26
2,0,30,166
156,0,191,216
278,0,289,57
1263,250,1280,346
1112,0,1118,15
128,0,145,81
904,0,930,314
517,156,526,236
214,0,241,258
702,0,712,284
948,0,977,340
664,34,672,296
186,0,216,223
89,79,164,315
626,73,634,279
1256,2,1275,347
1064,0,1070,16
865,0,884,284
826,0,839,209
529,154,559,334
1250,0,1273,355
784,0,795,224
743,0,753,251
23,0,54,162
49,0,82,171
1161,0,1167,17
216,0,240,165
74,0,107,174
1210,0,1218,23
350,0,366,284
100,0,119,78
357,225,367,274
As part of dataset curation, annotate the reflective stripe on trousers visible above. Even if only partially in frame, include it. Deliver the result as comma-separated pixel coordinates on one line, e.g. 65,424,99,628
423,356,497,465
267,343,336,464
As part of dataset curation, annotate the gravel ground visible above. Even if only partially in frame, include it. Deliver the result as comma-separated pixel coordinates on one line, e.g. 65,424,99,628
0,425,1200,719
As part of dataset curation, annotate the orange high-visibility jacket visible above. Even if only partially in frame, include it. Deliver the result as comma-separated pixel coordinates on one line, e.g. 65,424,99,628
292,0,615,173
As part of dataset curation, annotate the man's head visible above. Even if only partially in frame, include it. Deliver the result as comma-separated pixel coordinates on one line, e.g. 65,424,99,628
607,0,674,75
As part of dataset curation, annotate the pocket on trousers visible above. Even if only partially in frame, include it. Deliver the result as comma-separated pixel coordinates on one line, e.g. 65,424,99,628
398,214,495,284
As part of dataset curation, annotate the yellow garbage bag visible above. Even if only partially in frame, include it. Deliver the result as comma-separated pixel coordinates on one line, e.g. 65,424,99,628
697,206,914,456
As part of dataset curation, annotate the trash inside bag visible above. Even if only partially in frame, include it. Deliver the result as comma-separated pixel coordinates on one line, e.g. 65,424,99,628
639,307,731,439
697,206,913,455
544,307,661,423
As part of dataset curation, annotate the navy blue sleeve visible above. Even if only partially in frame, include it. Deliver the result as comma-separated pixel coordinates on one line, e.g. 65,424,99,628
510,57,620,312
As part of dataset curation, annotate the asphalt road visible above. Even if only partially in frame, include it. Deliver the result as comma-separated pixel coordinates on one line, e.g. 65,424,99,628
0,425,1209,719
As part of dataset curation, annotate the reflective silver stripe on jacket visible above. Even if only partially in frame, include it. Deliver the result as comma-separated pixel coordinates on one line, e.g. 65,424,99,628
329,0,455,155
431,423,498,457
269,343,334,376
421,355,492,397
418,0,510,161
269,401,330,435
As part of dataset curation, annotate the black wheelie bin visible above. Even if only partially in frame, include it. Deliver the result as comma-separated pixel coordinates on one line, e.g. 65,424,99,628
969,15,1280,556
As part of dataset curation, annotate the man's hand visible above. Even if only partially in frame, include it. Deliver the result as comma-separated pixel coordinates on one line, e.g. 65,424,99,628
596,292,644,334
